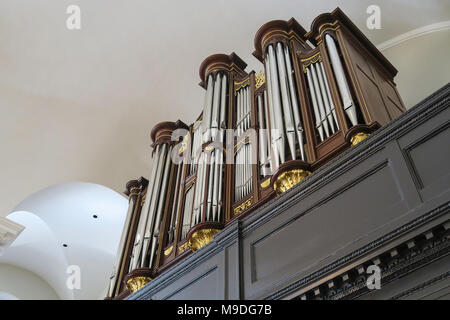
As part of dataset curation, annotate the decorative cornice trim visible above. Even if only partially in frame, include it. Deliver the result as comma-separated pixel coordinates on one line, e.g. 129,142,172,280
0,217,25,255
390,270,450,300
377,21,450,51
264,202,449,300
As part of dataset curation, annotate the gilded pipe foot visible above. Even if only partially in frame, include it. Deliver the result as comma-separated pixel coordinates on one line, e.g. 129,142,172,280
188,228,220,252
126,276,152,293
273,169,310,195
350,132,370,146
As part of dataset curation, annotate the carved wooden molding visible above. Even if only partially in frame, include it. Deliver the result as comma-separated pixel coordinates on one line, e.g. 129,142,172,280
0,217,24,255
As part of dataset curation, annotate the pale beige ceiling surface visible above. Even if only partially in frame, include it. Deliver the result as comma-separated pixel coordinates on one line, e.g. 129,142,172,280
1,0,449,217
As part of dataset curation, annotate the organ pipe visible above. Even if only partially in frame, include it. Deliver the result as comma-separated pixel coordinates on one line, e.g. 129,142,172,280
325,34,358,126
310,63,330,138
319,62,339,129
306,67,325,142
108,193,136,297
147,144,173,269
284,45,306,161
267,46,286,164
140,143,168,268
315,62,336,134
275,43,296,161
265,51,281,169
129,144,162,270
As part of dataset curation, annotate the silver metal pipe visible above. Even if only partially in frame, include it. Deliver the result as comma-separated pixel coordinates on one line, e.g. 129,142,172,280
109,195,135,296
265,52,280,170
148,145,173,269
246,86,251,131
217,75,227,221
219,74,227,131
168,162,183,243
263,91,273,174
211,73,222,141
268,45,286,164
236,91,241,136
319,62,339,129
206,151,214,221
130,144,161,270
198,151,207,223
216,151,224,222
315,62,336,134
284,45,306,161
203,75,214,142
257,94,267,176
212,149,220,222
197,152,206,224
306,67,324,142
276,42,296,160
310,63,330,138
192,151,202,226
182,186,194,240
325,34,357,126
140,143,167,268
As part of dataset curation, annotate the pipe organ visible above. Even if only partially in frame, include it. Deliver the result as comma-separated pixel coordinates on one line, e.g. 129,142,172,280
106,8,406,299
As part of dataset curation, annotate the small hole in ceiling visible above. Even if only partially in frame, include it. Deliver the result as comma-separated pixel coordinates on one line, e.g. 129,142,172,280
62,244,68,248
93,214,98,219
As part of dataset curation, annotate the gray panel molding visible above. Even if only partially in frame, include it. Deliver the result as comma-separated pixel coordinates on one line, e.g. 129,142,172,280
263,202,449,300
161,266,219,300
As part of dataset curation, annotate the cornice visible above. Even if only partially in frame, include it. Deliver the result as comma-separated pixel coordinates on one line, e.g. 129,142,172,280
377,20,450,51
0,217,25,255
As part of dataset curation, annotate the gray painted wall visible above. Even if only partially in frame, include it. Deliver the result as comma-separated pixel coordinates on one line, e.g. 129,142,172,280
129,84,450,300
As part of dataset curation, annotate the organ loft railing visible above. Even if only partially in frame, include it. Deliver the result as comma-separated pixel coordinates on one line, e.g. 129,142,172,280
106,8,406,299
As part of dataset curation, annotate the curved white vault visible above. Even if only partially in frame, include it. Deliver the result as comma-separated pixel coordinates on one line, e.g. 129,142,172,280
0,182,128,299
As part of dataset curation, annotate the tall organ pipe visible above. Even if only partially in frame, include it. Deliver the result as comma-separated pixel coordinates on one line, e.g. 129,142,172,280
108,194,135,297
306,68,325,142
193,151,204,225
211,74,222,141
267,45,286,164
275,43,296,160
130,144,161,270
147,145,173,269
140,143,168,268
315,63,336,133
168,162,183,244
257,94,267,175
265,52,281,169
182,186,194,239
216,74,227,221
202,75,214,142
310,64,330,138
319,62,339,129
325,34,358,126
263,92,273,173
212,149,220,221
206,153,214,221
284,45,306,161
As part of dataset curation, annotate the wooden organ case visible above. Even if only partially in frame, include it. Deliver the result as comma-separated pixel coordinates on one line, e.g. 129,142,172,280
106,8,406,299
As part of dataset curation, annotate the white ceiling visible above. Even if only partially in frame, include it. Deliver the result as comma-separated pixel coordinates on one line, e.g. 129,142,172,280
0,0,449,220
